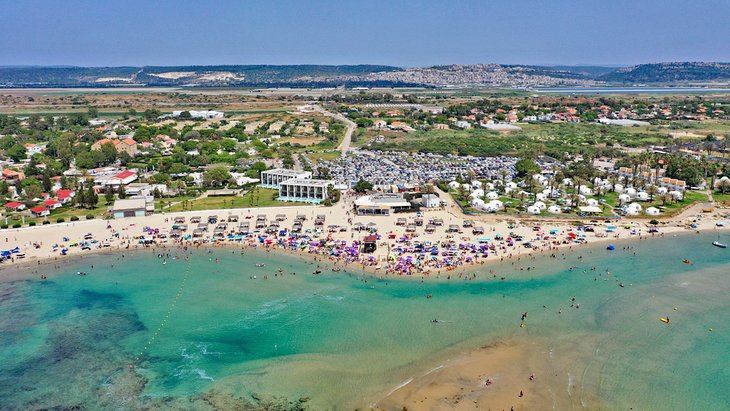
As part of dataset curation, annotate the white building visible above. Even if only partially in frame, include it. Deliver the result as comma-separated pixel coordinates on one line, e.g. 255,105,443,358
278,179,333,204
260,169,313,189
171,110,224,120
421,194,440,208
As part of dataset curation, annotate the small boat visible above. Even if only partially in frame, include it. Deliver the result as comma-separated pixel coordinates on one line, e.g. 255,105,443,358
77,271,87,276
712,241,727,248
682,259,691,264
255,263,265,267
660,317,670,324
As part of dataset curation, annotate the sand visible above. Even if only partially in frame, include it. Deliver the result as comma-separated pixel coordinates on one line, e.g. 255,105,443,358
1,191,725,277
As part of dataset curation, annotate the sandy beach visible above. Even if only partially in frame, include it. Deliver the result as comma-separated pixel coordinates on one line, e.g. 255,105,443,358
2,191,726,278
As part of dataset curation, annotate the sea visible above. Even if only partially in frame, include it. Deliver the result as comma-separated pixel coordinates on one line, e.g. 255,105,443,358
1,232,729,410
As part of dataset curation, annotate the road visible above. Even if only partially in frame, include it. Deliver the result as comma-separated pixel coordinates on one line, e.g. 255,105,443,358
310,105,356,157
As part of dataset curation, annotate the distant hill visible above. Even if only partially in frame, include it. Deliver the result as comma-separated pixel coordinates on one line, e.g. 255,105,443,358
2,62,730,88
541,65,619,78
0,65,406,88
599,62,730,83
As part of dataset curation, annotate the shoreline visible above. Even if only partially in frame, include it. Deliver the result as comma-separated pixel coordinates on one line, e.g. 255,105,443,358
1,200,727,283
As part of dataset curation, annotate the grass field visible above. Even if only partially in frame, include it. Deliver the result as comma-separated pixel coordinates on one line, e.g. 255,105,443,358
165,188,307,211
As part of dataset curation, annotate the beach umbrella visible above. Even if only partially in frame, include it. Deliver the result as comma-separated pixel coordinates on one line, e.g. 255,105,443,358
607,245,615,250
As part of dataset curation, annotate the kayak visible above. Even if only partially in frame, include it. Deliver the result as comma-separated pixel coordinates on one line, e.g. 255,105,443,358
712,241,727,248
660,318,670,324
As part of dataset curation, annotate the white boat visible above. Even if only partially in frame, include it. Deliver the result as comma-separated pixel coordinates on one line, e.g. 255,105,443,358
712,241,727,248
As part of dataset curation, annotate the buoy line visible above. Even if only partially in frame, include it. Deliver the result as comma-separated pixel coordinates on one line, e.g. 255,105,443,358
130,260,192,369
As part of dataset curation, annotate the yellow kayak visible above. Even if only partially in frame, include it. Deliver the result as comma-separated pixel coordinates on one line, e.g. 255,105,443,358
660,317,670,324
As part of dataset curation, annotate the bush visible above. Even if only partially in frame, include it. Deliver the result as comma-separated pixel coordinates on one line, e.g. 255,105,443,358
56,218,65,223
649,219,659,225
1,224,8,229
12,223,22,228
42,220,50,225
86,214,95,220
29,221,36,227
70,216,79,222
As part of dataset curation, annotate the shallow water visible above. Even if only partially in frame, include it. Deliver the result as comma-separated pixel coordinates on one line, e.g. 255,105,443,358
1,232,729,410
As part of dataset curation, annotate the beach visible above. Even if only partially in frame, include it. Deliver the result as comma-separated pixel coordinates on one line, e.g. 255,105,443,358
2,192,725,279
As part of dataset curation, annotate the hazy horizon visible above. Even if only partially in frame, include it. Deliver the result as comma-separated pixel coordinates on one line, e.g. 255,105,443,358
1,0,729,67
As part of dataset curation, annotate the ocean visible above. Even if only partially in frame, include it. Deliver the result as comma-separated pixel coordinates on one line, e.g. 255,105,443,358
0,232,729,410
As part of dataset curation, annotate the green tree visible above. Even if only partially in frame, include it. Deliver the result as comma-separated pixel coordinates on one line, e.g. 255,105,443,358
105,188,114,205
7,143,26,162
514,158,540,178
85,184,98,208
117,185,126,199
203,166,232,187
353,178,373,193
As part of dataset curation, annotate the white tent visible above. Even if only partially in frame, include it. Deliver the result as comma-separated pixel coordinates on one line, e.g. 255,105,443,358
614,183,624,193
656,187,668,194
470,199,485,208
669,190,683,200
585,198,599,206
534,201,547,210
536,193,547,201
636,192,650,201
618,193,631,204
579,185,593,196
486,191,499,200
461,183,472,192
645,207,660,216
526,205,541,214
469,189,484,199
471,180,483,189
448,181,460,190
488,200,504,210
625,187,637,197
547,205,562,214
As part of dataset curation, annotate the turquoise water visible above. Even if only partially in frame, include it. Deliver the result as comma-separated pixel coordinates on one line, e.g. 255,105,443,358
1,233,729,410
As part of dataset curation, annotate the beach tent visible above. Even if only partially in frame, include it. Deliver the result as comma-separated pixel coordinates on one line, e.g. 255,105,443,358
547,205,562,214
636,192,650,201
533,201,546,210
585,198,599,207
536,193,547,201
470,198,485,209
625,187,637,197
618,194,631,204
471,180,483,189
486,191,499,200
614,183,624,193
526,205,540,214
645,207,660,216
448,181,460,190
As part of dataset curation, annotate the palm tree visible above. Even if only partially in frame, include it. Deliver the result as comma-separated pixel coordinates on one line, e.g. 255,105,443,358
646,185,658,202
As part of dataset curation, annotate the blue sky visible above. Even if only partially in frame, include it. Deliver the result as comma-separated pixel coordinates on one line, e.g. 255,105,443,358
1,0,728,67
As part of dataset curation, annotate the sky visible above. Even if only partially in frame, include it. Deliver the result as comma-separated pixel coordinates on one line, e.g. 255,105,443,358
1,0,729,67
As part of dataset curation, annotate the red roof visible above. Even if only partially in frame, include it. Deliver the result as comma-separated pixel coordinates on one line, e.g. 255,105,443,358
44,199,61,206
56,189,74,199
4,201,23,209
30,206,48,214
114,170,136,179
